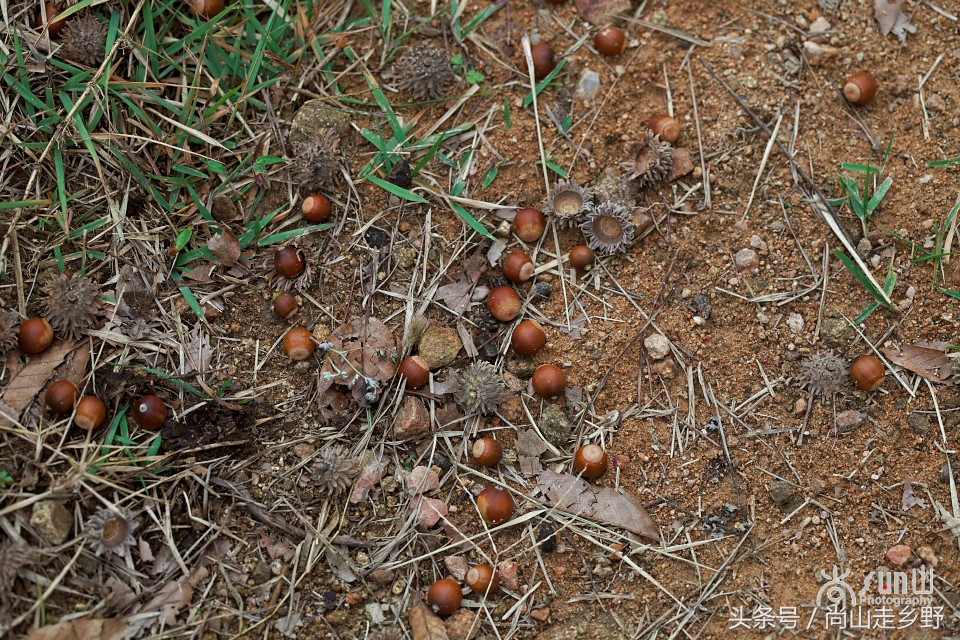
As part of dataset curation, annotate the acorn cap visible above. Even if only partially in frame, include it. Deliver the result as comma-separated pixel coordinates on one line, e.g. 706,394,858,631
623,132,674,189
543,180,594,227
580,202,635,255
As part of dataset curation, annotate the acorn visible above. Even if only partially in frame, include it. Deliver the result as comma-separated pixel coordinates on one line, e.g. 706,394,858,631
427,578,463,616
573,443,608,479
514,208,546,242
466,564,499,595
487,286,522,322
472,437,503,466
843,72,877,106
74,396,107,430
594,26,626,57
532,364,565,398
531,43,556,80
302,194,331,223
272,292,299,319
850,354,884,391
568,245,596,271
39,3,67,38
398,355,430,389
283,327,316,360
131,395,167,430
648,114,681,144
189,0,225,20
477,487,515,525
19,317,54,354
274,246,306,279
502,251,534,283
45,380,80,415
512,319,546,356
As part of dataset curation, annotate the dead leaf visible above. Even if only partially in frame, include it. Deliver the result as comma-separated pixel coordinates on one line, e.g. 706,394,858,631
902,480,927,511
27,618,129,640
537,470,660,541
207,228,241,266
874,0,901,35
317,317,398,406
350,452,387,504
409,604,449,640
1,339,76,412
325,546,358,582
433,277,478,315
592,487,660,541
486,239,507,266
880,344,953,383
516,429,549,458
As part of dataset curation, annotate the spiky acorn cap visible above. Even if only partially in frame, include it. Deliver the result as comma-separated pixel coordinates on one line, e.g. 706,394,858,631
60,14,109,67
386,47,456,101
543,180,594,228
452,361,508,415
0,310,18,353
41,274,101,339
84,507,138,557
623,131,674,189
315,445,361,495
796,352,848,401
580,201,635,255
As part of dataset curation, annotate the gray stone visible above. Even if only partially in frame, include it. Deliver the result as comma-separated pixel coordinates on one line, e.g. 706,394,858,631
735,248,759,271
288,100,348,147
30,500,72,545
574,69,600,102
768,480,795,506
907,412,931,434
538,404,571,447
644,334,671,360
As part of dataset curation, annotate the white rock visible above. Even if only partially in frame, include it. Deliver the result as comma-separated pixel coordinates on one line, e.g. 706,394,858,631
644,334,671,360
787,313,804,334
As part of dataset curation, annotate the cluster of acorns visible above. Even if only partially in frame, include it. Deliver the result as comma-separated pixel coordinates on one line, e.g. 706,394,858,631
421,437,610,617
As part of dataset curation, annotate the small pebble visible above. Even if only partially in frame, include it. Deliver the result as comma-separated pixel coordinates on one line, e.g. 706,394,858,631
644,334,671,360
885,544,912,567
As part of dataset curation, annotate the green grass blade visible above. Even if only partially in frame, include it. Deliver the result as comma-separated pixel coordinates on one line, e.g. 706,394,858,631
928,157,960,168
366,174,429,203
178,285,205,319
523,59,568,108
834,249,894,309
867,176,893,212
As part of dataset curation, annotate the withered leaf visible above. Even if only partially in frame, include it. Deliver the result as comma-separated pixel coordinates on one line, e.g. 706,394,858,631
516,429,549,458
592,487,660,541
318,317,398,405
207,229,241,267
880,344,953,384
409,604,449,640
874,0,901,36
350,452,387,504
27,618,129,640
537,470,660,541
1,339,76,413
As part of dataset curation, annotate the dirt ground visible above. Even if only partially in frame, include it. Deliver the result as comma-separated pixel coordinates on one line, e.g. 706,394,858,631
2,0,960,638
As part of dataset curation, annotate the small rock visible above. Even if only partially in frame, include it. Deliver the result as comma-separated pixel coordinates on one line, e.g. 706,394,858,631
443,555,469,581
794,398,807,415
802,40,838,65
289,100,348,146
498,561,521,591
418,325,462,369
345,592,363,606
835,410,864,433
531,607,551,623
926,93,946,113
787,313,804,334
404,466,439,496
497,395,524,423
31,500,72,545
820,317,854,344
393,396,430,440
644,334,671,360
916,545,938,568
735,248,759,272
292,443,316,460
574,69,601,102
413,496,448,528
250,562,272,585
539,404,571,447
885,544,912,567
665,148,694,182
394,247,417,269
368,569,396,585
750,234,768,251
768,480,795,506
651,359,678,379
809,16,831,33
445,609,481,640
907,412,931,435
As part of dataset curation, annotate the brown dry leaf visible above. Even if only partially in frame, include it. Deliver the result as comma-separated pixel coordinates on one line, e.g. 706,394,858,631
409,604,449,640
207,228,241,266
516,429,549,457
592,487,660,541
1,339,76,412
880,344,953,383
537,470,660,541
350,452,387,504
27,618,129,640
318,317,398,405
433,276,478,315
